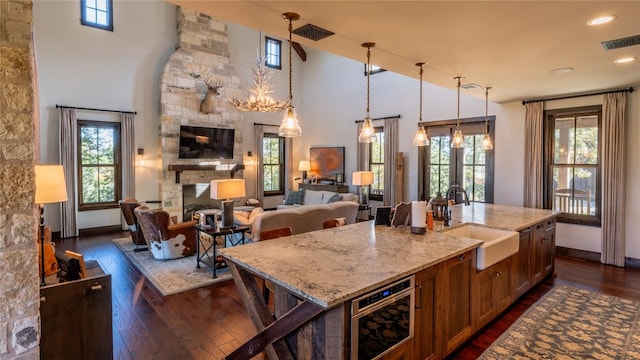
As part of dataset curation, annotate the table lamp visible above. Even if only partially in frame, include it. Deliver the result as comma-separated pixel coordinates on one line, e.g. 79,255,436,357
298,160,311,183
210,179,246,228
352,171,374,205
35,165,68,286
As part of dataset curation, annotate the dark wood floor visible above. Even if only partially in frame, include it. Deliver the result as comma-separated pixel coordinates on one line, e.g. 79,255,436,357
54,231,640,360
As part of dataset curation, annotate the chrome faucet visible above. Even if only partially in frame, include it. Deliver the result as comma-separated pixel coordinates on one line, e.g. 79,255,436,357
446,185,471,206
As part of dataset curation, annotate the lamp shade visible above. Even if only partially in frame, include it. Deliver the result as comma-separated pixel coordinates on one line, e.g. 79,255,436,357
35,165,68,204
210,179,246,200
298,160,311,171
352,171,374,186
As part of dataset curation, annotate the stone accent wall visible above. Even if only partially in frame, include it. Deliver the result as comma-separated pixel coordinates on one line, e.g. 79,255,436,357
0,0,41,358
159,8,245,221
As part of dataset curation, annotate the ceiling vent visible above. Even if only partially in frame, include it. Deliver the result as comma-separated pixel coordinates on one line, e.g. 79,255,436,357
601,35,640,50
293,24,335,41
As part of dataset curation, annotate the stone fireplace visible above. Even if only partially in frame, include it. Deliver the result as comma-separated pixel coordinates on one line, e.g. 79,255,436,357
159,8,246,221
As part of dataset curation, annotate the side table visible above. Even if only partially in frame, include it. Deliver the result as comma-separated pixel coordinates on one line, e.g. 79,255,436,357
194,225,249,278
357,204,373,222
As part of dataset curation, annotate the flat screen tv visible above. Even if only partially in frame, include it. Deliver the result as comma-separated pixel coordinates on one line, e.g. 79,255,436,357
179,126,235,159
309,146,345,182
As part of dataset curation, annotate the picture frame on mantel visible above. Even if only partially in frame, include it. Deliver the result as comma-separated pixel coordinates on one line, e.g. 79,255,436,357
309,146,345,183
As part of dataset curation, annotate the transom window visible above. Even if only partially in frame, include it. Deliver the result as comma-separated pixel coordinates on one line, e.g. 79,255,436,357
265,37,282,69
81,0,113,31
544,106,601,225
262,134,285,195
78,120,121,210
369,127,384,200
419,118,495,204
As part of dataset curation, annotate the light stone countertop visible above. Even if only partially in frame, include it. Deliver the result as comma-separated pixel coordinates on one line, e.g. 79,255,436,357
449,203,559,231
220,203,559,309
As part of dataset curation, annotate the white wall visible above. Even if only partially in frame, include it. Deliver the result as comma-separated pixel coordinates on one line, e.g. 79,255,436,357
34,1,177,230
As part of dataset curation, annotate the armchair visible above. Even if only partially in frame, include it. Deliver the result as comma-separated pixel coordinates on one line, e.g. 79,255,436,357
118,199,148,252
134,206,197,260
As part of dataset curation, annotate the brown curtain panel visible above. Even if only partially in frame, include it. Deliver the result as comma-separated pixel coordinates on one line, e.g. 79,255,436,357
523,101,544,208
601,92,627,267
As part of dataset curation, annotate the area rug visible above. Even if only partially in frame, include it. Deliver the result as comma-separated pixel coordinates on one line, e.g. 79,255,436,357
479,285,640,359
112,237,232,296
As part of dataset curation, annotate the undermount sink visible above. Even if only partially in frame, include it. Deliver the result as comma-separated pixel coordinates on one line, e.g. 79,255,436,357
442,224,519,270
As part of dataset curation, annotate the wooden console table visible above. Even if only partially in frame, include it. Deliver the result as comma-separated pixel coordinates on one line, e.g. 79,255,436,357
298,183,349,192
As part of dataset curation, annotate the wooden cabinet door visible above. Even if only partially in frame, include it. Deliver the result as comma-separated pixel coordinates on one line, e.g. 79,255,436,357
413,264,441,360
473,265,494,330
514,227,532,299
542,219,556,277
442,250,474,356
492,257,513,315
473,256,513,331
532,222,546,285
40,274,112,360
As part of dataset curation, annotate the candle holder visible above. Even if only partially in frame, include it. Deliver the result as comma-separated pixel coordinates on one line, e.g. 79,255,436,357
431,192,448,222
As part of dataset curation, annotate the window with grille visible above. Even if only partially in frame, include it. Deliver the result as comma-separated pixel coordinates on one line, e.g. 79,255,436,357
265,37,282,69
369,127,384,201
419,119,495,204
78,120,121,210
262,134,285,195
81,0,113,31
544,106,601,226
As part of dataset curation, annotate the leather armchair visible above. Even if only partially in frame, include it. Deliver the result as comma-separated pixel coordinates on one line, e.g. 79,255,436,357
134,206,197,260
118,199,148,251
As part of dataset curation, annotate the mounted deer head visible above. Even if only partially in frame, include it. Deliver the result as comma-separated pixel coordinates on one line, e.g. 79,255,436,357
200,80,225,114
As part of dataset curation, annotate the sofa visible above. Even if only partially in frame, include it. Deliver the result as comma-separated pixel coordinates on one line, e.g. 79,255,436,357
250,201,359,241
277,189,359,210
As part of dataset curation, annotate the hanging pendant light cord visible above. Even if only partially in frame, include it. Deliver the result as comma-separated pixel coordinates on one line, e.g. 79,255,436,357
485,87,489,129
288,19,293,103
456,77,461,128
419,65,423,122
366,47,371,118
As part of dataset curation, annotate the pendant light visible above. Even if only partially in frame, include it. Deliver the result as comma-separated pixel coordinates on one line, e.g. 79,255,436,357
451,76,464,148
481,87,494,150
412,62,430,147
278,12,302,137
358,42,376,143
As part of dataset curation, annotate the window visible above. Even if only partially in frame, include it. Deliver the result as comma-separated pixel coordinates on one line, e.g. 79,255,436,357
81,0,113,31
369,127,384,201
78,120,121,211
544,106,601,226
262,134,285,195
265,37,282,69
419,119,495,203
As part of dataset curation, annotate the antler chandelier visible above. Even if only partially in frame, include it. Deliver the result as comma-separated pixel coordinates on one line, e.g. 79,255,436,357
229,40,288,112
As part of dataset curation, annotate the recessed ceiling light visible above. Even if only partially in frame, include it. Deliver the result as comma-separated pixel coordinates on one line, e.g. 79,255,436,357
550,67,574,74
587,15,617,26
614,57,637,64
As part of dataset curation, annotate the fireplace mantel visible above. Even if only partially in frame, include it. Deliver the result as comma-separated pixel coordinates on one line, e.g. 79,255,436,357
168,163,245,183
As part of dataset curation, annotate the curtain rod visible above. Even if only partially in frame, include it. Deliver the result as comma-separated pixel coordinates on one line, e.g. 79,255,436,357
354,114,401,124
55,104,137,115
253,122,279,127
522,87,634,105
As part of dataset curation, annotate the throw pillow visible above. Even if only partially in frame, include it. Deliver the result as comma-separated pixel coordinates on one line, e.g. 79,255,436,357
327,193,341,203
284,189,305,205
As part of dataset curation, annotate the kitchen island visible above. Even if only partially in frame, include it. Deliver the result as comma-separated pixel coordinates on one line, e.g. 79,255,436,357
220,203,558,359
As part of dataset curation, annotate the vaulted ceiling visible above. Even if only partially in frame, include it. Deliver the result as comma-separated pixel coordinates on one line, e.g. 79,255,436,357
168,1,640,103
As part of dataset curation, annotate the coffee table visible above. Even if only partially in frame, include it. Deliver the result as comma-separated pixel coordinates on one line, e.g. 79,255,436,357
193,224,249,278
